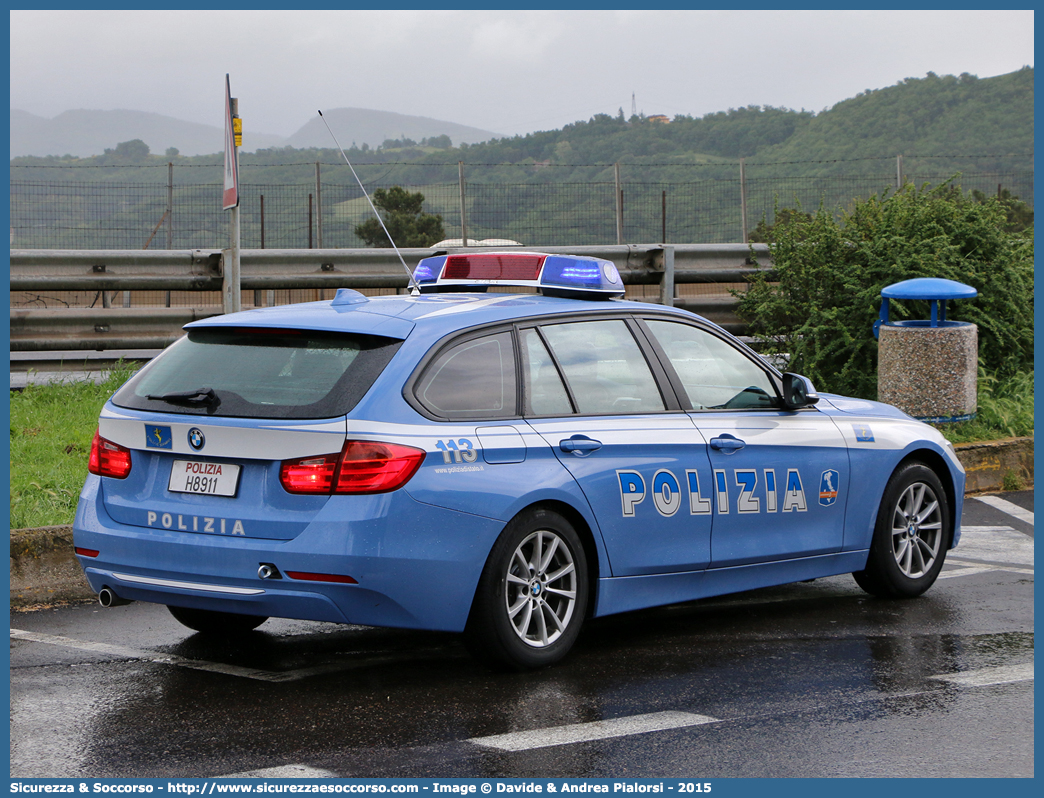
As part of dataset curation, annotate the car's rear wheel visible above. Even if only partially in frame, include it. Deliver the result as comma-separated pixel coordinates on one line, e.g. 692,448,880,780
167,605,268,633
853,461,950,598
465,508,589,670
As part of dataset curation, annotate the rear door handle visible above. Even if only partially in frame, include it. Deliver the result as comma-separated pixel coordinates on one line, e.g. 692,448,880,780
710,434,746,453
560,435,603,456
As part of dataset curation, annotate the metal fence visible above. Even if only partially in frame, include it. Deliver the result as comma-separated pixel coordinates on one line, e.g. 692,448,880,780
9,245,766,359
11,158,1034,252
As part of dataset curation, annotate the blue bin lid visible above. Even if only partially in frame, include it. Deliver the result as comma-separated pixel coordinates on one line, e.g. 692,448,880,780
881,278,977,301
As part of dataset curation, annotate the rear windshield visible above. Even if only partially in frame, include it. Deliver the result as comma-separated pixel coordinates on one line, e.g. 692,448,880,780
112,327,402,419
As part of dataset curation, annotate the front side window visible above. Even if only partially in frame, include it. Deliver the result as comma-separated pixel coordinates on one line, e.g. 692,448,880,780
539,320,665,414
644,320,779,410
415,332,517,419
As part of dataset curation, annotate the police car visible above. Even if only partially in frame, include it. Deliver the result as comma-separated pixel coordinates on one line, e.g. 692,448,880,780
74,252,965,669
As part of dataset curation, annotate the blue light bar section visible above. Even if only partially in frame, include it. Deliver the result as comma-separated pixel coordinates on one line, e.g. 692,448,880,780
413,256,446,285
539,255,624,298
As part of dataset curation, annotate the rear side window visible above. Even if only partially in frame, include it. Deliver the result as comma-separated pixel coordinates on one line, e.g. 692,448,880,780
112,328,402,419
540,320,665,414
415,332,517,419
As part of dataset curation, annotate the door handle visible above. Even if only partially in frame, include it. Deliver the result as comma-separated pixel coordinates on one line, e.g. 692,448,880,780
560,435,603,456
710,434,746,453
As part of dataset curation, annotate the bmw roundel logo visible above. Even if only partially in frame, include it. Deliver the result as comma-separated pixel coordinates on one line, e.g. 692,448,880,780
188,428,205,451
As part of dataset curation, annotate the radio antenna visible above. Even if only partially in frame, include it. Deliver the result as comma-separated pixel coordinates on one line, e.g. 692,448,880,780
317,110,422,296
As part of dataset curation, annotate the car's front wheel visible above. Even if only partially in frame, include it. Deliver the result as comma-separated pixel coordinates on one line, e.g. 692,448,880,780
853,461,951,598
465,508,589,669
167,605,268,633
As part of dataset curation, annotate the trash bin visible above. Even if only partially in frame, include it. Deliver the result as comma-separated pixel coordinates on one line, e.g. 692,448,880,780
874,277,978,422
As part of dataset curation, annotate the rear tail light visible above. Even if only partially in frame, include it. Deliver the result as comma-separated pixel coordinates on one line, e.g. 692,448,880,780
285,571,358,584
280,440,425,495
88,430,132,479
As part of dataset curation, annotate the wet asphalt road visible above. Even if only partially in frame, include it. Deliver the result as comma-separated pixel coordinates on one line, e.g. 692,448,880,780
10,491,1033,779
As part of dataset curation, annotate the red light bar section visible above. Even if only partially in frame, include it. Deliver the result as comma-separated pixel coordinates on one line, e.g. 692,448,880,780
442,253,546,281
285,571,359,584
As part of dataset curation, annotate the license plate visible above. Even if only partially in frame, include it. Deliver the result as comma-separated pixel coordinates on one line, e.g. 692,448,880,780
168,460,241,497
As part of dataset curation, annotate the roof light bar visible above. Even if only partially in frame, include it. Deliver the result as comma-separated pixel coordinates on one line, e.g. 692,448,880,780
412,252,625,300
444,252,545,281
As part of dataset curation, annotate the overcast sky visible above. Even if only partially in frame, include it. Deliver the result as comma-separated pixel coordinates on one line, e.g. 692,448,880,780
10,9,1035,138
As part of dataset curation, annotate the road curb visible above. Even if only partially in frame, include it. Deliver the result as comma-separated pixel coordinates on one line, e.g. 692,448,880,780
953,436,1034,493
10,525,89,607
9,438,1033,608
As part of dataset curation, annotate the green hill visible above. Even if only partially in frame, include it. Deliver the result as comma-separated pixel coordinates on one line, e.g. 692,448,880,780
10,69,1033,249
750,67,1033,175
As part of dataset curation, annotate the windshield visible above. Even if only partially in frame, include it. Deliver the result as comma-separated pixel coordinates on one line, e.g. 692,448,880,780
112,327,402,419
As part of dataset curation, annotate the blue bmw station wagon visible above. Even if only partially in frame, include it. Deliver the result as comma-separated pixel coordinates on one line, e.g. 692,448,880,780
74,252,965,668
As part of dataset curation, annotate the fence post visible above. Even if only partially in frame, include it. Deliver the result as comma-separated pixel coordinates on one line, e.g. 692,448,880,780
896,154,904,190
166,162,173,250
615,162,623,244
315,162,323,248
740,158,749,244
662,190,667,243
166,161,173,307
458,161,468,246
660,245,675,307
308,194,313,249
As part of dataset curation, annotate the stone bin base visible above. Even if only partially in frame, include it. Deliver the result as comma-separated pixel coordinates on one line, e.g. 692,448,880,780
878,322,977,421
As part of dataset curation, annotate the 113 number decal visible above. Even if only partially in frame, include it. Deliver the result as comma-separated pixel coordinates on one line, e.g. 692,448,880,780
435,438,478,464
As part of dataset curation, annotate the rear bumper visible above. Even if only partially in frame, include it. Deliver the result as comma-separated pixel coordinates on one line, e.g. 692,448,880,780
73,475,504,632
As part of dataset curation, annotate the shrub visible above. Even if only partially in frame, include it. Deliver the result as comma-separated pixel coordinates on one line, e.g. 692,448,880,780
737,180,1034,399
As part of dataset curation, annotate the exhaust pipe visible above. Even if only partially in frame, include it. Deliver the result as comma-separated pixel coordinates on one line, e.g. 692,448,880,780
258,563,282,580
98,587,133,608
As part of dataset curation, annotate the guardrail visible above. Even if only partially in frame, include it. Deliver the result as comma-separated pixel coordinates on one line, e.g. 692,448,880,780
10,244,771,353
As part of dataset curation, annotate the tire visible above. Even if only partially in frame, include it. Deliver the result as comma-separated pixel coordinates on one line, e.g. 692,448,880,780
853,462,951,598
167,605,268,633
465,508,589,670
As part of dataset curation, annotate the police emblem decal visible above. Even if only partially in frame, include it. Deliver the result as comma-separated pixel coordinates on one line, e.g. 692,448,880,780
819,469,840,506
853,424,875,442
145,425,173,450
188,428,206,451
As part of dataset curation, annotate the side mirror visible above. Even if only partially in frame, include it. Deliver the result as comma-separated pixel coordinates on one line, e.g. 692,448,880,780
782,373,820,410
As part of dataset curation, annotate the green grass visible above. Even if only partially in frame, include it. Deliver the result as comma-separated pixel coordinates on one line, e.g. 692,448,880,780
7,365,1033,530
933,369,1035,444
10,366,134,529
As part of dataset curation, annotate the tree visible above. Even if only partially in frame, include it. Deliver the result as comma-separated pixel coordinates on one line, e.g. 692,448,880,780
103,139,151,162
421,134,452,149
736,181,1034,399
972,187,1033,233
748,207,813,243
354,186,445,248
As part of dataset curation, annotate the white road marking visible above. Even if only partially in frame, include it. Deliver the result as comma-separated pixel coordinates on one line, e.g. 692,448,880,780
974,495,1034,526
938,563,1034,579
953,525,1034,567
9,628,419,682
469,710,718,752
471,658,1034,754
220,765,339,778
9,628,297,681
930,662,1034,687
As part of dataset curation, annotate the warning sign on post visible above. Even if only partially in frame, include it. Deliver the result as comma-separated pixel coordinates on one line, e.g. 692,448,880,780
223,73,239,210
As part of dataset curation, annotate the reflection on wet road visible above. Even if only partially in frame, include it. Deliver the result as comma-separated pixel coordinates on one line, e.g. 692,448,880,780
11,501,1034,779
